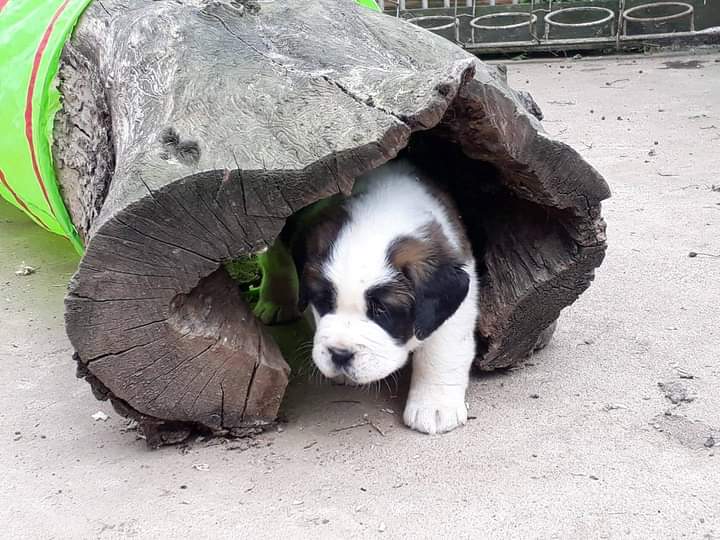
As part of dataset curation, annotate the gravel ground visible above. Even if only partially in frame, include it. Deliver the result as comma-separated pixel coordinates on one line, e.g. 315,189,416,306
1,50,719,539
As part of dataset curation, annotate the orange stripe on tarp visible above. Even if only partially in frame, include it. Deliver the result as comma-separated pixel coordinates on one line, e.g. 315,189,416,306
24,0,72,219
0,168,50,229
0,1,9,13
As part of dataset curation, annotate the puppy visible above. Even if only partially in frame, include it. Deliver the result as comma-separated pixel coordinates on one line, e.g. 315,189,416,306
254,160,478,434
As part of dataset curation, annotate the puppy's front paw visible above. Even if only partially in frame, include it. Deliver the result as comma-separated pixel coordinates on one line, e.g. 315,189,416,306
253,300,300,326
403,397,468,435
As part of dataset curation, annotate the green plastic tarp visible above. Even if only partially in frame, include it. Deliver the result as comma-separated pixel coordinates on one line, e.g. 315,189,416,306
0,0,92,254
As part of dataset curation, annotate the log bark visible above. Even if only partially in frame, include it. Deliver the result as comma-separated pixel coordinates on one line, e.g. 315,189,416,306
55,0,609,445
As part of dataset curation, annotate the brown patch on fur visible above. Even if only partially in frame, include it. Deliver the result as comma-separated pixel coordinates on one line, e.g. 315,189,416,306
420,180,473,260
305,203,349,261
277,195,349,284
368,278,414,310
388,221,462,283
391,162,472,261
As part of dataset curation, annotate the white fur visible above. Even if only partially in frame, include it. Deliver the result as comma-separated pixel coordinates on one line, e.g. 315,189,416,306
403,264,477,434
311,162,479,435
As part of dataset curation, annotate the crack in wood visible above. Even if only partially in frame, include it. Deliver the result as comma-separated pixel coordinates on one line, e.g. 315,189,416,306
85,335,163,364
163,190,233,260
169,335,223,415
69,292,168,304
115,215,220,264
143,340,218,409
240,334,263,420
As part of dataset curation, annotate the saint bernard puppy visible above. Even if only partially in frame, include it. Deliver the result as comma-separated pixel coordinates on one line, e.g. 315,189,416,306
255,159,478,434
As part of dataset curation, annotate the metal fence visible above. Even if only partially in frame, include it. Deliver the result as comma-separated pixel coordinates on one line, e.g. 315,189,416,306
379,0,719,53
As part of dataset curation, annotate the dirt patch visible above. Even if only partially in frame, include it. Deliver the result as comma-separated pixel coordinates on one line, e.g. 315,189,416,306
660,60,707,70
651,413,719,450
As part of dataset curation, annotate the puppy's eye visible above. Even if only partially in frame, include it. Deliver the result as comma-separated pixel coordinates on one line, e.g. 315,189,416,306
368,298,388,317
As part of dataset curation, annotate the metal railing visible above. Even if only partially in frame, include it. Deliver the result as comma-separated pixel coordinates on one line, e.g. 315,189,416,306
380,0,705,52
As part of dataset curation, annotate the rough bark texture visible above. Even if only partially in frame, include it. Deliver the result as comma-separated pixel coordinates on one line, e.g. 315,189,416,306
56,0,610,444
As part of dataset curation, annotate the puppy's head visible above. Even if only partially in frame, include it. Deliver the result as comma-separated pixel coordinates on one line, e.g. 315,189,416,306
300,216,469,385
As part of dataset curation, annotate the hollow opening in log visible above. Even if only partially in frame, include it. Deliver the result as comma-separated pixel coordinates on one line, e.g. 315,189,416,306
399,129,582,366
207,126,581,374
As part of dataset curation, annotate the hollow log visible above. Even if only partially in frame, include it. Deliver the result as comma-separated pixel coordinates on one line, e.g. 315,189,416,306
56,0,609,445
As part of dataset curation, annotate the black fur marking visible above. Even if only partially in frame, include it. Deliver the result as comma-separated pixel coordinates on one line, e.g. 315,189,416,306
414,263,469,340
365,281,415,344
299,271,336,316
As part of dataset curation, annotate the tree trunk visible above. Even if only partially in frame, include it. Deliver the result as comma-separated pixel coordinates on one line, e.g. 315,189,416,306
55,0,609,446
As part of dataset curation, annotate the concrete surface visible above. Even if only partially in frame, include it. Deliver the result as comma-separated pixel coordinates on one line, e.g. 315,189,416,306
2,50,720,540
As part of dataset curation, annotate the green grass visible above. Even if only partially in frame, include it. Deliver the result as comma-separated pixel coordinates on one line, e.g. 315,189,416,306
224,254,262,307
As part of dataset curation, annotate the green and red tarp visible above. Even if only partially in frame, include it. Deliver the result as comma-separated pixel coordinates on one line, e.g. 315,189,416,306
0,0,92,253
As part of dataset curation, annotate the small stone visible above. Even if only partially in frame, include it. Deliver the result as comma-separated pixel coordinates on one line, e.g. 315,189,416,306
602,404,626,411
15,262,37,276
378,522,387,533
292,500,304,505
91,411,109,422
658,381,694,404
192,463,210,472
180,485,188,489
704,437,715,448
653,141,659,145
589,475,599,480
601,116,606,120
530,393,540,399
321,519,330,524
676,369,694,379
689,252,698,258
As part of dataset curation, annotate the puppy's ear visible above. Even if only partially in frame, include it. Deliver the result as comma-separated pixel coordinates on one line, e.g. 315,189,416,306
298,276,310,312
388,223,470,340
284,195,348,313
414,263,469,340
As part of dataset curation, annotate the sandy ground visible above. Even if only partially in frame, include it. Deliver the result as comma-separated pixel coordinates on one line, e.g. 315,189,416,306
2,50,720,540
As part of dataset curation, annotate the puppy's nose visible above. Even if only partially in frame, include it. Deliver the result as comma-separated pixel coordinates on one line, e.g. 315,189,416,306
329,347,354,367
